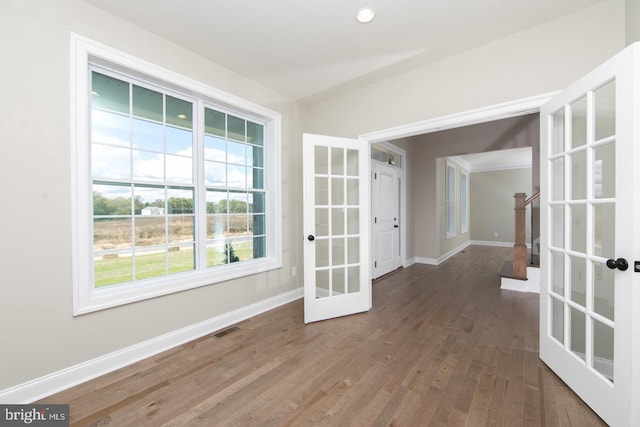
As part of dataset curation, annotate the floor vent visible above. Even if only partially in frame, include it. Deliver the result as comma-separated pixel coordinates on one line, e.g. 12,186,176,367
213,326,241,338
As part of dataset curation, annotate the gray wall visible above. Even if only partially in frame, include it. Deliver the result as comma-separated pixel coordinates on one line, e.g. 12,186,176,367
0,0,302,391
470,168,533,245
398,114,539,260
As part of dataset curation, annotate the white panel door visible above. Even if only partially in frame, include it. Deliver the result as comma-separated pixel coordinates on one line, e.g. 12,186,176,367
539,43,640,426
303,133,371,323
372,162,401,279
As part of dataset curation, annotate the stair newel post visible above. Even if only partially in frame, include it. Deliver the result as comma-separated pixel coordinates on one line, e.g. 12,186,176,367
513,193,528,280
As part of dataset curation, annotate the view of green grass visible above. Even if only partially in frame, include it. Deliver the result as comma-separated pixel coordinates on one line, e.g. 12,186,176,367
94,242,254,288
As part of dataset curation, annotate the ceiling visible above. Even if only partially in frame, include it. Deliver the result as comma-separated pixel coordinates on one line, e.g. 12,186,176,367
84,0,604,103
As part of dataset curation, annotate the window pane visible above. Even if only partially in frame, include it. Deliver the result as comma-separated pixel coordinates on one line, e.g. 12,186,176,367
316,208,329,236
346,149,358,176
166,126,192,155
168,243,194,273
204,135,226,161
594,142,615,199
570,307,586,361
135,247,166,280
207,240,226,267
331,147,344,175
228,165,246,188
167,188,193,214
134,217,165,247
205,161,226,186
571,150,587,200
551,250,564,295
92,72,129,114
551,108,565,155
332,208,345,235
250,168,264,190
551,296,564,344
247,121,263,146
551,158,564,201
571,204,586,253
252,236,266,259
332,238,345,265
593,262,615,321
331,178,344,205
166,95,192,128
166,155,192,184
93,183,132,216
205,108,225,137
207,190,228,213
132,85,162,122
570,256,586,307
132,118,163,152
594,203,615,258
227,140,246,165
248,145,264,168
207,215,227,239
228,115,246,142
346,178,359,205
315,146,328,174
132,150,164,181
250,192,265,214
92,144,130,180
92,110,130,147
347,266,360,293
251,214,265,235
94,252,133,287
168,215,194,244
134,185,165,215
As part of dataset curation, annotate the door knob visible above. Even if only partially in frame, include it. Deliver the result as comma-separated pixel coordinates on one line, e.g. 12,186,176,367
606,258,628,271
307,234,315,242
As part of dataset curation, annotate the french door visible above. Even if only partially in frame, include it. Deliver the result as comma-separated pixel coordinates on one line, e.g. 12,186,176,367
539,43,640,426
302,133,371,323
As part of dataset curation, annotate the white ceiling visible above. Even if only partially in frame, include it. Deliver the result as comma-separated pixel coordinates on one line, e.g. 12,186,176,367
84,0,603,102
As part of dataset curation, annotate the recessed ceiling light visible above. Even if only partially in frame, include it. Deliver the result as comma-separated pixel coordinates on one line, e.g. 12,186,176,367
91,90,100,97
177,114,187,120
356,7,375,24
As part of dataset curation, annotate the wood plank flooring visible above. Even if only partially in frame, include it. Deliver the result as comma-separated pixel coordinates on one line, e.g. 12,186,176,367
39,245,606,426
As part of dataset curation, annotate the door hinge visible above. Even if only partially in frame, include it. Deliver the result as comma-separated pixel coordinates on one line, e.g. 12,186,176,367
374,172,377,179
375,217,377,223
375,261,377,268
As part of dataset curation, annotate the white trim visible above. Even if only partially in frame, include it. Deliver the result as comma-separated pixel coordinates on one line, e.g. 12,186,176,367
360,92,558,142
0,288,303,404
70,33,283,315
470,240,516,248
415,240,471,266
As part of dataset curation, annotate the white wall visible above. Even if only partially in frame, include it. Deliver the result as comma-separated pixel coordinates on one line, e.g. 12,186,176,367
0,0,302,393
303,0,625,138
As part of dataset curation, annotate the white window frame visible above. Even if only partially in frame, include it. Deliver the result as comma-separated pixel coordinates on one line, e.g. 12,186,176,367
460,169,469,234
70,34,282,315
445,161,456,239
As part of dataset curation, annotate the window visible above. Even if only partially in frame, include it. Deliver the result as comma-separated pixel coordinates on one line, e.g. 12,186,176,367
71,35,281,314
445,163,456,239
460,170,469,234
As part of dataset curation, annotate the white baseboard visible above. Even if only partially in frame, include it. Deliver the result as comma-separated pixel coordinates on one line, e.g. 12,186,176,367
415,241,472,266
0,288,303,404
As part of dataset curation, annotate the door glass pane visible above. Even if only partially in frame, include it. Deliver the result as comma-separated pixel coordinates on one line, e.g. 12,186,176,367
551,296,564,344
316,208,329,236
593,262,615,321
346,178,359,205
551,251,564,295
315,177,328,205
594,203,615,257
594,142,615,199
332,238,345,265
571,96,587,148
551,158,564,201
331,147,344,175
552,108,565,155
316,238,329,267
594,79,616,141
316,270,330,299
346,149,359,176
333,267,346,295
348,266,360,293
571,150,587,200
570,307,586,361
593,320,614,382
315,145,328,174
551,205,564,247
332,208,345,235
571,204,586,253
570,256,587,306
331,178,344,205
347,237,359,264
347,208,359,234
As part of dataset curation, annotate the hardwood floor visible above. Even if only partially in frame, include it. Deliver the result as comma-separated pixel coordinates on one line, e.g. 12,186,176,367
39,245,606,426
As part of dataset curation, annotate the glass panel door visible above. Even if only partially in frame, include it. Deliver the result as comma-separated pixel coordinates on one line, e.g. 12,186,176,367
539,43,639,426
303,134,371,323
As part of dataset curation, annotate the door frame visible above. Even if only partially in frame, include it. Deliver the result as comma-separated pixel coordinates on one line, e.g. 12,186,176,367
370,141,407,276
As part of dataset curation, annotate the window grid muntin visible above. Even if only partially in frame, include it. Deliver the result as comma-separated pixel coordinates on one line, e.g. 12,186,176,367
90,65,268,289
